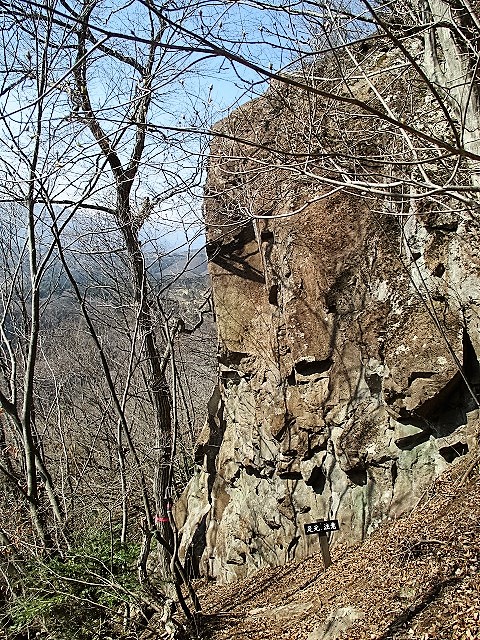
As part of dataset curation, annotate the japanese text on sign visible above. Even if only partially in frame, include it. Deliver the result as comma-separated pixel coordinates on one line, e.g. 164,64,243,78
304,519,340,535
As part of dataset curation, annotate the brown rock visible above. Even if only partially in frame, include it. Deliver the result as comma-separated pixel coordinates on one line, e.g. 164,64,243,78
178,80,480,583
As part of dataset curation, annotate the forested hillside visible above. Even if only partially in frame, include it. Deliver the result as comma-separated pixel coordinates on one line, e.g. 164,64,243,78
1,0,480,638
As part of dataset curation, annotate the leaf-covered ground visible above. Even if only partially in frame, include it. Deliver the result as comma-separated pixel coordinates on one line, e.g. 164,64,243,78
194,453,480,640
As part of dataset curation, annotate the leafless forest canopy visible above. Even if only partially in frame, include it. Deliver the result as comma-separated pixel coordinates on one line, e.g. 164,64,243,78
0,0,480,637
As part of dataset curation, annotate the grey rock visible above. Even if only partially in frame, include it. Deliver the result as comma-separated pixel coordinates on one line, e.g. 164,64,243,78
307,606,363,640
177,85,480,584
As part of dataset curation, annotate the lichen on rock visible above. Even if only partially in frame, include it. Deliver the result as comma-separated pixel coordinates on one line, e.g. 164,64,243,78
177,56,480,583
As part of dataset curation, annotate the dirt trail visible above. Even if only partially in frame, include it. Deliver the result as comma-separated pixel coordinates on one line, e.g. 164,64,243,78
195,454,480,640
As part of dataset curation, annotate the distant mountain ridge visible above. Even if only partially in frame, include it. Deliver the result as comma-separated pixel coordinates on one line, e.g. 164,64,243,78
148,247,209,281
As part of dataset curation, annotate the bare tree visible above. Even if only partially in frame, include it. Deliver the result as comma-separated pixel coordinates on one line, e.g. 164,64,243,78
1,0,480,634
0,0,213,626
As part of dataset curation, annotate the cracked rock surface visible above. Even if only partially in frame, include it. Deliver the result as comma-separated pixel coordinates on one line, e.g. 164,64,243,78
175,80,480,584
193,456,480,640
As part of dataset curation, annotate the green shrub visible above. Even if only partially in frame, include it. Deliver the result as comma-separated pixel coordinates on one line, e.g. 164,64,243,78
7,529,140,639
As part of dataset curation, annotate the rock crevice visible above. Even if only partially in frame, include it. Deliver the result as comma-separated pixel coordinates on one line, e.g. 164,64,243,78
176,82,480,583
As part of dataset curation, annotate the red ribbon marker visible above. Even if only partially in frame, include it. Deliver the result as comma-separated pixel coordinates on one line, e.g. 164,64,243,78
155,514,169,524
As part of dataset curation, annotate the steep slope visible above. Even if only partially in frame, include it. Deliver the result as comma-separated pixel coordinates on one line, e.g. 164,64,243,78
197,455,479,639
176,44,480,583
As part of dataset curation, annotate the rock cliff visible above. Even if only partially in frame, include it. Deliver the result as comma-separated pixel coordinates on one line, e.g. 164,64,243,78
176,60,480,583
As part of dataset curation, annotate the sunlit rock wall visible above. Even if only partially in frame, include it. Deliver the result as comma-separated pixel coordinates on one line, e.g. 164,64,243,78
176,81,480,584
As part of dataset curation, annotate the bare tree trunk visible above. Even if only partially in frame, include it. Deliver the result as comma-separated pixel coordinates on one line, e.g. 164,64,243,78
422,0,480,187
117,197,174,587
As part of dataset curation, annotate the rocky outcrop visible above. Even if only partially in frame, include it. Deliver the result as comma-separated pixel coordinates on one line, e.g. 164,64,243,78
176,67,480,583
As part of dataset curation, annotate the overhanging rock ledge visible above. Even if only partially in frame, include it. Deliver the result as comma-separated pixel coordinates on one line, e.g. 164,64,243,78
175,82,480,584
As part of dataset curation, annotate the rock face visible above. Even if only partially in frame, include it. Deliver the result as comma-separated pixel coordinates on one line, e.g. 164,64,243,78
176,78,480,583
